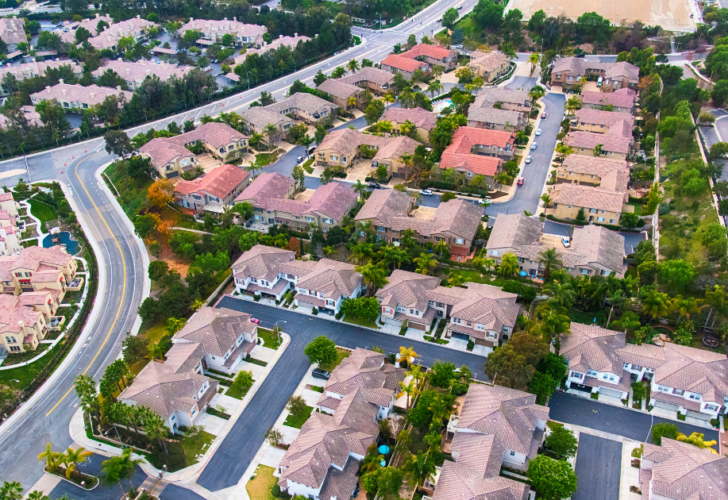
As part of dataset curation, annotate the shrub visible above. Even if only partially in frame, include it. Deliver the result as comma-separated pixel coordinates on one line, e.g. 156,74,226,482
312,307,318,315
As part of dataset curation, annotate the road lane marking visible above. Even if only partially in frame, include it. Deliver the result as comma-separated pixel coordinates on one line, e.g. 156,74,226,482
45,152,129,417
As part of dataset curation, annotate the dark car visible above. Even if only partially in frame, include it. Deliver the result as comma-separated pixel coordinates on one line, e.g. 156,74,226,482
575,53,586,58
296,156,304,164
368,181,382,189
312,368,330,380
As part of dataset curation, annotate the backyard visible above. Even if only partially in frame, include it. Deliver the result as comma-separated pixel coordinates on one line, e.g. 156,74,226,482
28,198,58,227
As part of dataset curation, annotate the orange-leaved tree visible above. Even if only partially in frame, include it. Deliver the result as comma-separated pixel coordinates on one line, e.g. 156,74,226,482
148,179,175,208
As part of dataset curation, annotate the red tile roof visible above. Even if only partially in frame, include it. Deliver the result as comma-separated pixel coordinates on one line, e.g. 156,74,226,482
174,164,249,200
400,43,454,60
381,54,428,73
440,126,512,176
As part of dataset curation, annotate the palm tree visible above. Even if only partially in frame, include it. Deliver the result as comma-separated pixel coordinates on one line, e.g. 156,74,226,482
433,240,449,259
27,491,50,500
535,306,571,344
0,482,23,500
427,80,444,98
396,379,419,408
413,254,436,275
191,298,205,311
537,247,562,281
357,220,374,239
355,261,389,295
407,364,425,387
385,246,410,270
431,65,444,80
331,66,346,78
403,451,436,486
38,443,62,473
62,447,93,480
349,242,374,264
640,286,672,319
100,447,142,495
353,179,368,199
540,193,552,208
555,143,574,163
323,245,336,256
544,280,576,310
147,340,164,361
565,96,582,115
497,253,519,277
346,95,358,110
382,91,396,109
347,59,359,73
398,346,418,365
143,409,170,458
529,85,545,102
428,393,452,426
528,52,540,76
675,296,705,319
263,123,278,152
166,317,187,336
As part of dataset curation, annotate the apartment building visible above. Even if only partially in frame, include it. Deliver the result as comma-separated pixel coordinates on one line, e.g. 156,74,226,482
139,122,249,178
380,54,430,80
354,189,481,259
53,13,114,44
316,78,363,110
0,191,21,256
467,50,511,82
0,60,83,96
240,93,336,140
0,245,80,298
30,81,133,113
398,43,459,70
85,16,157,51
439,126,515,186
234,172,357,232
0,106,41,129
0,294,49,354
239,106,294,142
92,59,194,89
174,164,250,214
467,88,531,131
486,213,627,278
581,88,637,114
551,57,639,91
557,155,630,188
119,307,258,432
178,18,267,47
278,348,397,500
381,106,437,144
0,18,27,53
340,66,395,95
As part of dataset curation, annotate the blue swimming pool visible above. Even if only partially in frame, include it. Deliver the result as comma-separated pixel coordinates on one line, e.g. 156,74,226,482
42,231,79,255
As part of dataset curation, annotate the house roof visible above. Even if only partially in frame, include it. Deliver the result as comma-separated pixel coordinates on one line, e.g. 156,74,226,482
174,306,256,357
0,294,42,334
340,66,395,86
486,213,542,250
179,18,266,38
652,343,728,404
560,323,626,374
0,59,82,82
575,108,635,129
570,224,628,273
581,89,636,109
92,59,193,83
85,17,157,50
174,164,249,199
469,51,510,72
552,57,611,76
564,130,633,154
449,283,520,331
140,122,247,167
231,244,295,282
316,128,391,161
467,107,522,128
265,92,337,115
241,105,295,131
441,126,513,176
30,83,133,107
53,14,114,43
0,18,27,46
550,182,628,213
233,34,310,65
139,137,194,167
373,135,419,163
382,106,438,131
561,155,630,191
381,54,428,73
234,172,294,206
296,258,363,300
432,460,529,500
0,106,42,129
376,270,440,312
400,43,455,60
316,78,362,100
4,245,72,272
605,61,640,81
354,188,413,223
474,87,530,107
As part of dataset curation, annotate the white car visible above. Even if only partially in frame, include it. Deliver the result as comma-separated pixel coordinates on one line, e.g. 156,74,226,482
531,142,537,150
525,156,532,164
561,236,571,248
535,129,542,136
420,188,433,196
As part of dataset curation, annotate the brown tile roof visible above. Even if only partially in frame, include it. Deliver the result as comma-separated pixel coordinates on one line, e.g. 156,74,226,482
354,188,413,224
231,244,295,281
320,348,404,401
550,183,628,213
450,431,504,478
605,61,640,81
86,17,157,50
316,78,362,100
475,87,530,107
173,306,256,357
575,108,636,129
241,105,294,131
400,43,456,60
0,18,27,46
234,172,293,206
138,137,193,167
457,384,549,455
317,455,360,500
373,135,419,163
234,35,310,65
581,89,636,110
6,245,72,272
467,107,522,127
432,458,529,500
296,258,363,300
53,15,114,43
316,128,391,160
174,164,249,199
641,439,728,500
382,54,428,73
0,294,42,334
564,130,633,154
449,283,521,331
615,343,666,369
468,51,510,73
264,92,338,115
560,155,630,191
560,323,626,374
340,67,395,86
92,59,193,83
570,224,628,274
376,270,440,312
30,83,133,107
382,106,438,131
441,126,513,176
652,343,728,404
486,213,542,250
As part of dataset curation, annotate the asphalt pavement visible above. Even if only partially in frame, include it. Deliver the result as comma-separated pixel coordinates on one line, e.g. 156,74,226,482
543,220,647,255
196,296,488,492
572,433,622,500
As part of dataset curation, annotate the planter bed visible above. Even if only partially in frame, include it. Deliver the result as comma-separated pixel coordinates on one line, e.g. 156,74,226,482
45,467,99,490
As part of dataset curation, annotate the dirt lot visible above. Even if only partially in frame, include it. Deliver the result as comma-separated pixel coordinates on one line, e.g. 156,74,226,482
509,0,697,32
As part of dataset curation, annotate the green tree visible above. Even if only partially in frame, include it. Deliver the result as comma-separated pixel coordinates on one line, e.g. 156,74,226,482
658,260,695,292
403,451,437,485
651,422,679,445
0,482,23,500
527,455,578,500
538,247,562,281
712,80,728,107
545,426,578,459
38,443,62,474
640,286,672,319
413,253,436,275
473,0,504,30
61,447,93,480
498,253,519,276
100,447,142,494
304,336,337,366
104,130,134,158
442,7,459,28
528,372,556,404
355,262,389,295
361,466,403,496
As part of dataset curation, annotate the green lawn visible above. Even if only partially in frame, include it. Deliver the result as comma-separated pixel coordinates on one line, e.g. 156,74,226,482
103,161,153,219
141,320,168,344
568,309,601,326
319,348,351,372
257,328,282,350
302,158,314,174
343,315,380,330
246,465,278,500
627,203,643,216
254,152,278,167
0,343,50,366
225,378,253,400
149,430,215,472
0,343,58,391
28,199,58,226
283,405,314,429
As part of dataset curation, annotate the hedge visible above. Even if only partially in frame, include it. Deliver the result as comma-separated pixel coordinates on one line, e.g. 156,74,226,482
420,179,489,197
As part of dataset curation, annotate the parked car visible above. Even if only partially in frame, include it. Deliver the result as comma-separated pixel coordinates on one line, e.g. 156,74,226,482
517,177,524,186
535,129,542,136
575,53,586,58
437,18,442,22
421,188,433,196
561,236,571,248
308,146,316,155
531,142,537,150
525,156,532,164
457,5,463,8
296,156,304,163
368,181,382,189
312,368,331,380
542,112,547,119
250,318,261,324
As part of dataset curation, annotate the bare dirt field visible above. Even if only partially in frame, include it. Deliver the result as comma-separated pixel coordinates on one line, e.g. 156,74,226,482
509,0,697,32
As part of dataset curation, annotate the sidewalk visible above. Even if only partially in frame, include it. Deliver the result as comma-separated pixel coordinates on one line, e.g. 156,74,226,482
69,332,292,484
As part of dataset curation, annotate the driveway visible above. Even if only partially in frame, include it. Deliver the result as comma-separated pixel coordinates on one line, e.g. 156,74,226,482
543,220,646,255
487,93,566,219
572,433,622,500
196,297,489,492
549,392,719,443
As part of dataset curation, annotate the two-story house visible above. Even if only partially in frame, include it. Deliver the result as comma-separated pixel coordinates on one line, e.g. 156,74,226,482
293,259,364,315
340,66,395,95
0,60,83,96
0,245,80,299
399,43,458,71
232,245,315,301
467,88,531,131
92,59,194,90
178,18,267,47
547,182,631,224
0,18,27,53
551,57,639,92
262,92,339,125
439,126,515,187
316,78,363,110
380,54,430,80
581,88,637,114
30,81,133,114
52,13,114,44
381,106,437,144
557,154,630,188
572,108,635,134
563,128,635,160
174,164,250,215
467,50,511,82
85,17,158,52
0,294,49,354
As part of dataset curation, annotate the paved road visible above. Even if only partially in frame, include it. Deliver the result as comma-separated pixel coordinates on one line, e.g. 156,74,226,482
549,392,719,443
572,433,622,500
47,453,149,500
196,296,488,492
543,220,647,255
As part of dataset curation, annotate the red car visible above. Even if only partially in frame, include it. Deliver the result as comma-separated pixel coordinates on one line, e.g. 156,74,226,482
250,318,261,325
517,177,524,186
541,112,547,119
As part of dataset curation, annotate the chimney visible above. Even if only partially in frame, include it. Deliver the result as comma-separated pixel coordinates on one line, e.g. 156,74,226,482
136,14,140,18
146,69,150,75
233,16,236,21
116,85,122,91
59,78,64,84
294,32,298,37
46,85,51,93
190,17,194,22
95,13,99,18
90,92,95,100
279,34,282,39
224,17,227,20
18,320,24,330
126,68,130,76
61,88,66,96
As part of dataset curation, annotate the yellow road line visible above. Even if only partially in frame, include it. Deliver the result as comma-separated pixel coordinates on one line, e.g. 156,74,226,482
46,153,128,417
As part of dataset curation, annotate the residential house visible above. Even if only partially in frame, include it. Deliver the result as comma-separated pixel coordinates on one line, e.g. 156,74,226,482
53,13,114,44
548,182,630,223
0,245,80,298
572,108,635,134
234,172,357,232
399,43,458,71
467,50,511,82
92,59,194,89
0,191,21,256
262,92,339,125
0,294,48,354
467,88,531,131
315,128,419,177
232,245,313,301
563,127,635,160
293,259,363,315
231,34,310,67
119,306,257,432
486,213,627,278
376,271,443,331
381,106,437,144
380,54,429,80
85,16,157,51
178,18,267,47
174,164,250,214
316,78,363,110
0,106,41,129
429,384,549,500
139,122,249,178
316,347,404,417
239,106,294,142
551,57,639,91
640,438,728,500
340,67,395,95
278,348,397,500
581,88,637,114
0,191,19,217
557,154,630,188
30,81,133,113
354,189,481,259
0,18,27,53
0,60,83,96
439,126,515,186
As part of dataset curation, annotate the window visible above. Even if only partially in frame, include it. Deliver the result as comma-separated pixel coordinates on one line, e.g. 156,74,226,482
323,218,333,224
689,393,701,401
454,238,465,244
623,362,630,369
571,371,584,379
609,219,616,224
597,217,605,222
491,250,499,256
509,451,516,456
587,370,598,377
580,269,590,275
705,404,716,411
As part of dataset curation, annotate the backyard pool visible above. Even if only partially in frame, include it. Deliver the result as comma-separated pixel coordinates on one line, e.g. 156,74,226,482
42,231,79,255
435,99,454,114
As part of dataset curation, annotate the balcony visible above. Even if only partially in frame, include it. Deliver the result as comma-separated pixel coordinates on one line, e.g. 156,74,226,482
48,315,66,331
66,277,84,292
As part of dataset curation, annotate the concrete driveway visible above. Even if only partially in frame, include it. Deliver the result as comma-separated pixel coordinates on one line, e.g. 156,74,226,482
543,220,647,255
572,433,622,500
196,297,490,492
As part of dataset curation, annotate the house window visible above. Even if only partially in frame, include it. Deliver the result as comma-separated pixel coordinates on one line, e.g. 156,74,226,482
705,404,716,411
673,389,683,395
689,393,701,401
454,238,465,244
571,371,583,379
587,370,598,377
491,250,499,256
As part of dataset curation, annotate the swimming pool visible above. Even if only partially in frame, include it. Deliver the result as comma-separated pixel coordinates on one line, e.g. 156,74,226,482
42,231,80,255
435,99,454,114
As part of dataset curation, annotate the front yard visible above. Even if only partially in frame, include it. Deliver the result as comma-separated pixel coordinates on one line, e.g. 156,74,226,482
319,347,351,372
283,404,314,429
343,315,381,330
246,465,279,500
28,199,58,226
257,328,283,350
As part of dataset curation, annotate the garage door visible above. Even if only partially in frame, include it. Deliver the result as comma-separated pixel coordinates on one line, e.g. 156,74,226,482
600,388,625,399
687,410,712,421
409,322,426,331
450,332,470,341
654,400,680,411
